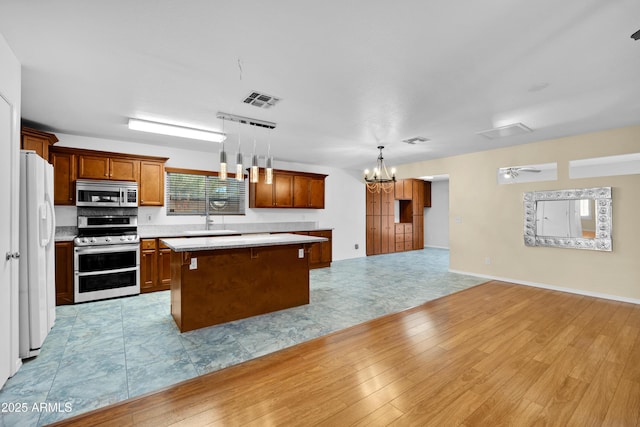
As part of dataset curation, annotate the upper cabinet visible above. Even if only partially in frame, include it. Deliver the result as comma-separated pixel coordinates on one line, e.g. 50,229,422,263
394,179,413,200
50,149,76,205
78,154,139,181
293,175,325,208
250,169,327,209
139,161,165,206
21,127,58,160
424,181,432,207
49,146,168,206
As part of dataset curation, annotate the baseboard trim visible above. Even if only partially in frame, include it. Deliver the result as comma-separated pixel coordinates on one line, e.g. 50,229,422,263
449,269,640,305
425,245,449,250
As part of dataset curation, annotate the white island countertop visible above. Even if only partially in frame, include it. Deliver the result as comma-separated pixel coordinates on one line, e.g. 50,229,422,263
161,233,328,252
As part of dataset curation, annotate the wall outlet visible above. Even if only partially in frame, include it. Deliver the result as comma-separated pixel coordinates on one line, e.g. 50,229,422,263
298,248,304,258
455,216,463,224
354,243,359,250
485,257,491,265
189,257,198,270
147,214,152,222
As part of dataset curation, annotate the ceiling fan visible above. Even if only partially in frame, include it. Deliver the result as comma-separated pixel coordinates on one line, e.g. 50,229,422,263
501,167,541,179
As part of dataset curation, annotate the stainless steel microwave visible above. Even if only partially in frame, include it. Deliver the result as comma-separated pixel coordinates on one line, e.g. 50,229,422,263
75,179,138,207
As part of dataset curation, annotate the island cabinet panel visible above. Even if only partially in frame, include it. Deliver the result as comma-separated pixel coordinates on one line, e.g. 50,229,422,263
170,244,311,332
54,241,74,305
50,150,76,205
250,168,327,209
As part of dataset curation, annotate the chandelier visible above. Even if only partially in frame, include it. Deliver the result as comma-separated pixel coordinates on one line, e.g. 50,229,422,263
364,146,396,193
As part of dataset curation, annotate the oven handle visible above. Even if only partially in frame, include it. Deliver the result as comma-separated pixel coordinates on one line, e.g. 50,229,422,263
74,244,139,255
75,266,139,277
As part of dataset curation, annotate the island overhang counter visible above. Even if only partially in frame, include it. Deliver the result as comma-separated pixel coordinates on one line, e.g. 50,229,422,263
161,233,328,332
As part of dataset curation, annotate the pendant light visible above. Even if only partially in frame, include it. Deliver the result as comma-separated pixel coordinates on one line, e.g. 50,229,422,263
219,142,228,180
265,144,273,185
219,118,227,180
250,140,259,183
364,145,396,193
236,144,244,182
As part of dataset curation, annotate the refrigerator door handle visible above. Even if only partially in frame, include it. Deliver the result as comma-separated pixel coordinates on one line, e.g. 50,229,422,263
45,193,56,247
40,194,55,247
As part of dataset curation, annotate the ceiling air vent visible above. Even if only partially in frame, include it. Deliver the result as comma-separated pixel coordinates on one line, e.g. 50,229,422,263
477,123,532,140
402,136,430,145
216,112,276,129
243,91,281,109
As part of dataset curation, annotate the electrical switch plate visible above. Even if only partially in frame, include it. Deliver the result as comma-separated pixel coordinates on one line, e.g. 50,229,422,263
189,257,198,270
298,248,304,258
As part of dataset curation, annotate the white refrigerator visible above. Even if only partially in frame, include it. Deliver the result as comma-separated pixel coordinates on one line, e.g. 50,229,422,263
19,150,56,358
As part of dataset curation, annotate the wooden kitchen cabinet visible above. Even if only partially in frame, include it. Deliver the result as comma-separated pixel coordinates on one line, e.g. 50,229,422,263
293,175,326,208
21,127,58,160
139,161,165,206
394,179,413,200
367,179,424,255
308,230,332,268
50,149,76,205
366,187,395,255
250,168,327,209
140,238,172,293
424,180,432,207
78,154,139,181
48,146,168,206
140,239,157,292
54,241,74,305
251,171,292,207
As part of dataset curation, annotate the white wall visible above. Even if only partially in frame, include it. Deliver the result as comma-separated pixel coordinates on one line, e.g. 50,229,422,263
54,133,366,262
398,125,640,302
424,180,449,249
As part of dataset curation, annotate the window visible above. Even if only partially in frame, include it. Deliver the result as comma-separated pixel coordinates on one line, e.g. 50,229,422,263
166,168,245,216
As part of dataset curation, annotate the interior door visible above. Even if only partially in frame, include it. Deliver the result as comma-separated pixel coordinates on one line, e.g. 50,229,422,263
0,94,14,387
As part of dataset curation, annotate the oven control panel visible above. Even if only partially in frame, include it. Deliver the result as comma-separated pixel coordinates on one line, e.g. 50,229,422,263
74,234,140,246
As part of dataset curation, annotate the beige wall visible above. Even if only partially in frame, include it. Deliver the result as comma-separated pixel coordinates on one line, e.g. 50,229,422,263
397,125,640,301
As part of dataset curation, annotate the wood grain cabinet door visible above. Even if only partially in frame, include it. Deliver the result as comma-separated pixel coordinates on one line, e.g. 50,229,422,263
309,178,325,208
139,161,165,206
293,175,310,207
273,174,293,207
54,241,74,305
50,151,76,205
110,158,139,181
78,155,110,179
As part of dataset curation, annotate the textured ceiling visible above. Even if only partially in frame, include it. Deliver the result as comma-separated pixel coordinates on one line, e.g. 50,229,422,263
1,0,639,171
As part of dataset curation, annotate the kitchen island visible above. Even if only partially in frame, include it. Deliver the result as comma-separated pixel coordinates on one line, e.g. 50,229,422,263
161,233,328,332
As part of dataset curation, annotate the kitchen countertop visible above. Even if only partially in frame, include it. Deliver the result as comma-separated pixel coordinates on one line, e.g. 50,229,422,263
138,227,332,239
161,233,328,252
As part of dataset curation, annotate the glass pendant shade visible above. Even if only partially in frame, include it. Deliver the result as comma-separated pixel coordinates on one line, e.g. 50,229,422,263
236,151,244,181
219,144,227,181
265,156,273,185
250,154,259,183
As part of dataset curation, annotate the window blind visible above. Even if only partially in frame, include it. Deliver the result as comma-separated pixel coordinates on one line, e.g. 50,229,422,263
166,170,245,216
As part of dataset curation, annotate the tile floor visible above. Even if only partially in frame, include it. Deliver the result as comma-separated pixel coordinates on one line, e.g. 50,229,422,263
0,248,486,426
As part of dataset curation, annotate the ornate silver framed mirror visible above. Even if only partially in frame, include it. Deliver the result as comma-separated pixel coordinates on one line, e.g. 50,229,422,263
524,187,612,251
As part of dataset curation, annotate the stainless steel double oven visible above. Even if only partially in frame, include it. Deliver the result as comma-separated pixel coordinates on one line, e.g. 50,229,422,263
74,212,140,303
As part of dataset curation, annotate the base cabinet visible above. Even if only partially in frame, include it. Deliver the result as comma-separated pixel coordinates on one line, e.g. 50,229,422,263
140,238,171,293
287,230,333,268
55,241,74,305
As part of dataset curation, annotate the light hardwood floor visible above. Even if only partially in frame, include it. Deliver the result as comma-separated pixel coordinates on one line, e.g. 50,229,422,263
50,281,640,426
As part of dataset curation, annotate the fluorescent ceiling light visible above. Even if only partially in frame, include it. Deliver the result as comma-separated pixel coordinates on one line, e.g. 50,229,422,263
477,123,532,140
128,118,226,143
